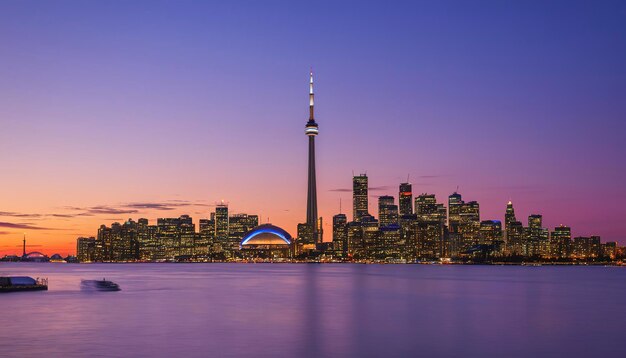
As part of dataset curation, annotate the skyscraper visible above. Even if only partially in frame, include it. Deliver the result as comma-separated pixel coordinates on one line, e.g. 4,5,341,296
378,195,398,228
215,203,229,251
399,183,413,216
353,174,369,222
305,71,320,245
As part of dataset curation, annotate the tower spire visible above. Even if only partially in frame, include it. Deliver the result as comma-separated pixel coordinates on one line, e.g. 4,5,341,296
23,233,26,257
309,70,314,120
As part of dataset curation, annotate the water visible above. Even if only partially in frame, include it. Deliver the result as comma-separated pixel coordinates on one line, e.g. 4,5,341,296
1,263,624,357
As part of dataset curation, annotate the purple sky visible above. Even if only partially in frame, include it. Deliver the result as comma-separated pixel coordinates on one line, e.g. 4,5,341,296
1,0,625,253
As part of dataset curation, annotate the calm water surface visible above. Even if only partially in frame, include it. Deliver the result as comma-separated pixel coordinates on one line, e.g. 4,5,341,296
1,263,625,357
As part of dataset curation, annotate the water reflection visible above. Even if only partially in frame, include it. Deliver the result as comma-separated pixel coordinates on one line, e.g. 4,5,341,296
0,263,624,357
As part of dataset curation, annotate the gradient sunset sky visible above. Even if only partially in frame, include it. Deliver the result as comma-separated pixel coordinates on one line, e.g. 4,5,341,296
1,0,625,255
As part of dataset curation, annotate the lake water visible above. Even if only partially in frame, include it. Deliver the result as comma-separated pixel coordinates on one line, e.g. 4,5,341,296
1,263,625,357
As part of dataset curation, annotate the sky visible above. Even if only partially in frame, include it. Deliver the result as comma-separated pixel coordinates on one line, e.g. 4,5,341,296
1,0,625,255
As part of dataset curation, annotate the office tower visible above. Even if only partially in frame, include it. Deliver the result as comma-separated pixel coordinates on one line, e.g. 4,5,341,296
526,214,549,257
506,221,525,256
479,220,503,245
361,215,380,258
448,192,463,232
157,217,182,260
572,236,601,259
459,201,480,251
380,224,403,260
229,213,259,254
137,218,156,261
347,221,363,257
399,182,413,216
415,194,446,259
305,71,320,245
505,201,516,230
76,237,96,262
179,215,195,257
446,192,463,256
550,225,571,259
603,242,617,259
332,213,348,255
378,195,398,227
215,203,229,251
353,174,369,222
197,218,215,256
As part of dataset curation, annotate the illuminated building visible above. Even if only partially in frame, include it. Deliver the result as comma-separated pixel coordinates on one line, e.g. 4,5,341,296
77,237,96,262
505,201,516,230
506,221,525,256
228,214,259,255
415,194,446,259
157,217,182,260
353,174,369,222
448,192,463,232
378,195,398,227
572,236,601,259
458,201,480,252
603,242,617,259
179,215,195,258
197,218,214,256
479,220,502,245
361,215,380,258
214,203,229,253
379,224,403,260
332,213,348,255
399,182,413,216
345,221,362,257
549,225,571,259
447,192,463,256
239,224,292,259
526,214,549,257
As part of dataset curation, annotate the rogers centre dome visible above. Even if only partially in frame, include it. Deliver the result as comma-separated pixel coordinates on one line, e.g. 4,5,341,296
240,224,292,247
240,224,292,259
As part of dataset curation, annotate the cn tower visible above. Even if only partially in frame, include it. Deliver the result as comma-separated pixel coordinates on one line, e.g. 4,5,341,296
305,71,319,245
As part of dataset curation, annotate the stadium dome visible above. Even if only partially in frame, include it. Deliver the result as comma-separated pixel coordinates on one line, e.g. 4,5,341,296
241,224,292,247
23,252,49,262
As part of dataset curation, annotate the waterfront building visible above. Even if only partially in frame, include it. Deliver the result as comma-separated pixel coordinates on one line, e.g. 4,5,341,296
525,214,549,257
353,174,369,222
479,220,503,245
458,200,480,252
214,203,229,253
332,213,348,255
415,194,446,259
196,218,214,256
378,195,398,228
603,242,617,259
572,236,601,259
448,192,463,233
77,237,96,262
399,182,413,216
346,221,363,257
179,215,195,258
157,217,182,260
506,221,525,256
228,214,259,256
549,225,571,259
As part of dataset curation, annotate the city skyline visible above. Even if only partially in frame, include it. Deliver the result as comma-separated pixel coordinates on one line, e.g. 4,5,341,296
1,1,626,255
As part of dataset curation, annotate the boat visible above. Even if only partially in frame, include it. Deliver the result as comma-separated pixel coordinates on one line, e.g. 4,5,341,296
0,276,48,293
81,279,121,291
